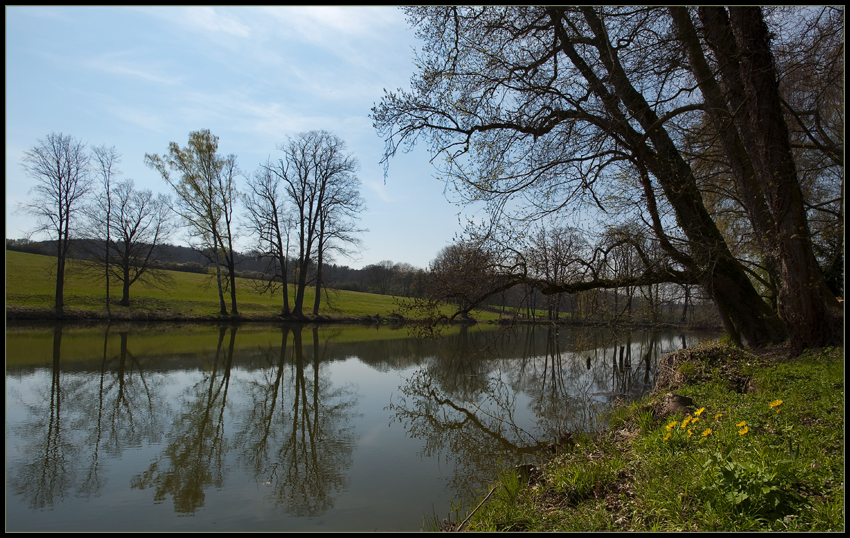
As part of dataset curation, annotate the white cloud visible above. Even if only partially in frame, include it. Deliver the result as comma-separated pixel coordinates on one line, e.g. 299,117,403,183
83,50,183,85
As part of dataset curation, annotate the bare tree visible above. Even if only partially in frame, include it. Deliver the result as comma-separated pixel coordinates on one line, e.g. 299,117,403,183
244,163,294,315
146,130,240,316
86,180,175,306
265,131,364,318
89,145,120,315
19,132,92,316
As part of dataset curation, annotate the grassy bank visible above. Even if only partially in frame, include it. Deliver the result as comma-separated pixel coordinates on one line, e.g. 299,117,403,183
445,344,844,532
5,250,499,322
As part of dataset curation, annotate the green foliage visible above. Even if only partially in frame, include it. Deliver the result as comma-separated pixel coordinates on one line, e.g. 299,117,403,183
461,346,844,532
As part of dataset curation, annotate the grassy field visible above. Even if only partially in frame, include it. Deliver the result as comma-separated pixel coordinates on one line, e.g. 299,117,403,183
5,249,501,322
443,344,844,532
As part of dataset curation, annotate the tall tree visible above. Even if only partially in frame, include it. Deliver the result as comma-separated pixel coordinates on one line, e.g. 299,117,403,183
146,130,240,316
19,132,92,316
90,145,120,316
373,6,842,350
244,163,294,316
265,131,364,318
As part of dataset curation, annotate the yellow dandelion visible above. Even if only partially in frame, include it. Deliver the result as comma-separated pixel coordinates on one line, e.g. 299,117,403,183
687,428,693,438
691,417,700,424
769,399,783,408
681,416,692,429
702,428,712,437
738,426,749,435
714,413,723,420
664,432,671,441
736,421,747,428
666,420,678,431
694,407,706,416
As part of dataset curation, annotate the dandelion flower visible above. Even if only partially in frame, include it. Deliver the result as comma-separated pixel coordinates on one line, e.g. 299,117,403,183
738,426,749,435
714,413,723,420
687,428,693,438
666,420,678,431
681,416,692,429
694,407,706,416
702,428,712,437
736,421,747,428
664,432,671,441
691,417,700,424
769,399,783,408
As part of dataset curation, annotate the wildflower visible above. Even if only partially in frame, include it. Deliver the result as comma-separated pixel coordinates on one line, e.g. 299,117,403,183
666,420,678,431
664,432,671,441
769,399,783,408
702,428,712,437
681,416,692,429
691,417,700,424
775,409,781,415
687,428,693,438
739,426,749,435
736,421,747,428
714,413,723,420
694,407,706,416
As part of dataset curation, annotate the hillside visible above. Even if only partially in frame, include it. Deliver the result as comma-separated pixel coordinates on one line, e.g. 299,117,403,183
5,250,490,322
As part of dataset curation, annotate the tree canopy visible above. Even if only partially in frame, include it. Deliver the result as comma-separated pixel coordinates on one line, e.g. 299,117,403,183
373,6,843,351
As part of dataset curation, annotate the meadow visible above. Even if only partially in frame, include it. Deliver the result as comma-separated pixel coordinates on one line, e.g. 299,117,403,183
5,250,500,322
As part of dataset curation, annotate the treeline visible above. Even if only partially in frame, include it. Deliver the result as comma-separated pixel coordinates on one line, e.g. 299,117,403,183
5,238,427,297
7,237,717,326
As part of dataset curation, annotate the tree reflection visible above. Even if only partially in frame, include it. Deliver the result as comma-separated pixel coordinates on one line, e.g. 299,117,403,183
388,326,679,500
235,326,359,517
9,325,74,509
389,361,540,500
130,325,237,513
8,324,165,509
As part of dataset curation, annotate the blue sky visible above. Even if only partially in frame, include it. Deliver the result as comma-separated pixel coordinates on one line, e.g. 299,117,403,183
5,6,473,270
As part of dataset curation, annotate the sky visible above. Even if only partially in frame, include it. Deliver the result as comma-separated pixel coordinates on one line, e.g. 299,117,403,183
5,6,475,270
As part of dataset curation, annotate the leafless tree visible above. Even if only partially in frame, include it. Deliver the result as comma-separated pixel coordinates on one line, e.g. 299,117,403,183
244,163,295,315
19,132,92,316
265,131,364,318
85,179,175,306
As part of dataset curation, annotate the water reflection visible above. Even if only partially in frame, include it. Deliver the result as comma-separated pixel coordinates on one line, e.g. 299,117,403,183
235,327,359,517
5,322,713,531
388,326,696,500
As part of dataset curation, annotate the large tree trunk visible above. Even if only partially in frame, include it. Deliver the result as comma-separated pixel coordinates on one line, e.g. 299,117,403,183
570,8,787,347
723,7,842,351
121,264,131,306
292,258,310,319
213,248,228,316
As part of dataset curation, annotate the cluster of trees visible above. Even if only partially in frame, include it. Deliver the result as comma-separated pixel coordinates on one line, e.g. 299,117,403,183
19,134,176,315
373,6,843,352
17,129,365,319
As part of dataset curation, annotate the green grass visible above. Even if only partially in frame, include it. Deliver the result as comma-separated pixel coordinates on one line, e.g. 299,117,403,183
456,345,845,532
5,250,501,322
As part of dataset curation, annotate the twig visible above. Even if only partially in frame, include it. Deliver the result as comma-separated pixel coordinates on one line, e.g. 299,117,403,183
457,485,499,531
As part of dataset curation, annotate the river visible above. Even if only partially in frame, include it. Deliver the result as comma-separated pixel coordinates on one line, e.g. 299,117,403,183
5,321,717,531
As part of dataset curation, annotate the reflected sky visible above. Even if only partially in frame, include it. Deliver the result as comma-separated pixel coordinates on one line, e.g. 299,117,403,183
5,322,717,531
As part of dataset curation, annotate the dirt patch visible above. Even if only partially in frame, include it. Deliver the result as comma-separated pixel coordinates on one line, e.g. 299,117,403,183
653,343,761,394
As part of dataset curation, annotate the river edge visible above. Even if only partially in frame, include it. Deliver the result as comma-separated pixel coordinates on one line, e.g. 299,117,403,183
447,343,844,532
6,305,723,333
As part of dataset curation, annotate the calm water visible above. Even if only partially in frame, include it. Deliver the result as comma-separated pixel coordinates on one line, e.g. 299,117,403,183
5,321,716,531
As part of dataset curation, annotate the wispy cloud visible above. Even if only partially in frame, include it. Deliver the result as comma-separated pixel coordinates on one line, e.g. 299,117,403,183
179,7,251,37
83,50,183,85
